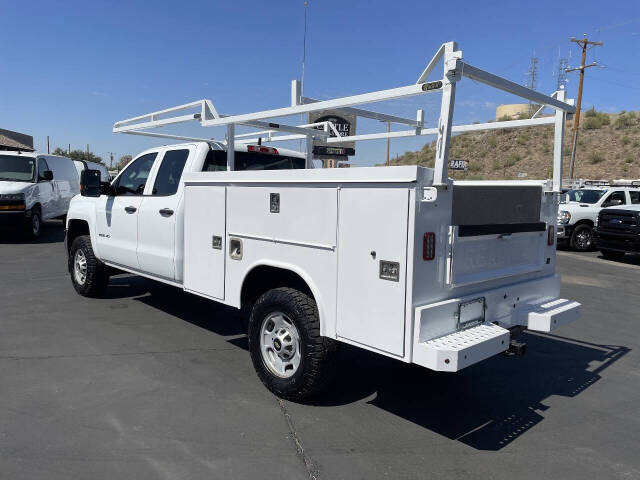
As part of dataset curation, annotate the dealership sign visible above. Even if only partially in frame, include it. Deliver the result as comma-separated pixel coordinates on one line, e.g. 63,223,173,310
308,110,356,157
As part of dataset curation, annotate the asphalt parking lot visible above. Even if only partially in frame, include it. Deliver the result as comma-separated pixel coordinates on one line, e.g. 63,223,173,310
1,223,639,480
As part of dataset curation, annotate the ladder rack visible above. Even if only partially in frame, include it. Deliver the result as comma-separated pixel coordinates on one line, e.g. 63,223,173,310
113,41,576,191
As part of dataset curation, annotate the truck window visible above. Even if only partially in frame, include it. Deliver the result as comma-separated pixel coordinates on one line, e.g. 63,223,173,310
202,149,305,172
605,191,626,205
630,191,640,204
115,153,157,195
152,149,189,196
37,158,50,181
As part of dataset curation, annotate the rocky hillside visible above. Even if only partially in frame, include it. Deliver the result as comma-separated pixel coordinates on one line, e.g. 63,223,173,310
389,110,640,180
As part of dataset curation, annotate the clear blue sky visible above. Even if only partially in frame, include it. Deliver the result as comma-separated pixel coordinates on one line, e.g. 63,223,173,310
1,0,638,167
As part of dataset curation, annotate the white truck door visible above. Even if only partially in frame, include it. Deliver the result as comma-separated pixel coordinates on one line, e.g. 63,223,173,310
336,187,409,357
137,148,191,280
95,152,157,268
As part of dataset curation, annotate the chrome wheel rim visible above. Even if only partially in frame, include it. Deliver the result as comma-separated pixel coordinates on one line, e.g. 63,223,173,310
259,311,301,378
576,229,591,249
74,249,88,285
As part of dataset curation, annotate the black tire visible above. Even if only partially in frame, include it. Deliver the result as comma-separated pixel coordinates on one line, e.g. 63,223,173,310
248,287,336,401
69,235,109,297
24,206,41,240
570,224,593,251
600,249,625,260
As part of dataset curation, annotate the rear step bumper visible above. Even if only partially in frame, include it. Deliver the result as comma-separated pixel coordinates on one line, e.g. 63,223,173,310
412,276,581,372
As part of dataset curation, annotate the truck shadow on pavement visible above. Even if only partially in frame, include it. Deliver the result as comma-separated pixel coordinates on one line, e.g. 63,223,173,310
0,221,66,244
107,276,628,452
313,332,629,451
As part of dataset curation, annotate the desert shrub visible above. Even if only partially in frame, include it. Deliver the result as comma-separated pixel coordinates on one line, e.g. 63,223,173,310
497,114,512,122
625,155,634,164
504,153,521,167
582,108,610,129
487,136,497,147
615,113,636,129
589,152,605,164
622,135,631,145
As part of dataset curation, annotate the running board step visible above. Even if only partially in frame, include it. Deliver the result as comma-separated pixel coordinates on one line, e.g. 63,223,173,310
414,324,510,372
526,298,581,332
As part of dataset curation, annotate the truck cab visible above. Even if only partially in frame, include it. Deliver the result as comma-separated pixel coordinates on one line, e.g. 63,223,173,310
66,142,307,282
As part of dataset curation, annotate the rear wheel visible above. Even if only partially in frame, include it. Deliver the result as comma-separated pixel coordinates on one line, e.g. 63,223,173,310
248,287,336,401
570,224,593,251
69,235,109,297
600,249,625,260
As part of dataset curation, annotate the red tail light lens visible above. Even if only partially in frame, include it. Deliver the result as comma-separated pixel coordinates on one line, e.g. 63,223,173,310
423,232,436,261
548,225,554,245
247,145,279,155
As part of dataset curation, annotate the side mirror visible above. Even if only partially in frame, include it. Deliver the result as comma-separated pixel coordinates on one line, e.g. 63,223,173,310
80,169,102,197
42,170,53,181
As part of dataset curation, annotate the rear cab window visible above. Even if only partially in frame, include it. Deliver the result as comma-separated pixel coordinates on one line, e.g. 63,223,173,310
630,191,640,204
202,150,306,172
152,149,189,196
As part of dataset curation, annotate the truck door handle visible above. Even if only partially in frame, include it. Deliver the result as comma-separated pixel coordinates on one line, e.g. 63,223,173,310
159,208,174,217
124,206,137,214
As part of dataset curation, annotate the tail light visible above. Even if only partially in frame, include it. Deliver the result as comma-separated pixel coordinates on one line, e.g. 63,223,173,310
247,145,279,155
423,232,436,261
548,225,554,245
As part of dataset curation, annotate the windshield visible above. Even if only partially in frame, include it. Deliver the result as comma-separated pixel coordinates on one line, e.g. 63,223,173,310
0,155,36,182
567,189,606,204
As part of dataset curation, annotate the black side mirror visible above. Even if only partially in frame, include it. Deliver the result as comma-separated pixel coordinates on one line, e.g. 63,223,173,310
42,170,53,181
80,169,102,197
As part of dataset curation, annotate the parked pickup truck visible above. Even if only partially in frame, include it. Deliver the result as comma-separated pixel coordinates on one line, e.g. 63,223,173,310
594,206,640,259
65,41,581,400
557,186,640,251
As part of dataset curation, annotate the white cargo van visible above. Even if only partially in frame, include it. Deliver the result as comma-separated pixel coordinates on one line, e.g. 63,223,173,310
73,160,110,183
0,151,79,238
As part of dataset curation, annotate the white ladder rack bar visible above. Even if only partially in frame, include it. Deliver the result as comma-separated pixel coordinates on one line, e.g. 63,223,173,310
199,82,441,129
458,62,576,113
299,95,422,127
234,116,555,145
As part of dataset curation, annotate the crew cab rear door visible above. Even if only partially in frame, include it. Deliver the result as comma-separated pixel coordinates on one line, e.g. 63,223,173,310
137,147,192,280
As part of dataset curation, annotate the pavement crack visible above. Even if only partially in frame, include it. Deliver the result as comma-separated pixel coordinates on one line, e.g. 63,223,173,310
278,398,321,480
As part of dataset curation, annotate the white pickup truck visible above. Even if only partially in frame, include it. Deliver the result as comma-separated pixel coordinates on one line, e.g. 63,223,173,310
65,42,581,400
557,185,640,251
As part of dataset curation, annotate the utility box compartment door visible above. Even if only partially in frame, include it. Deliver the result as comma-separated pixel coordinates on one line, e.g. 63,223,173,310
336,188,409,357
183,185,226,300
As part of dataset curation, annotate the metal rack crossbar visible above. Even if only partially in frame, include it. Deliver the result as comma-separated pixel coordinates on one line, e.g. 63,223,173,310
113,41,576,191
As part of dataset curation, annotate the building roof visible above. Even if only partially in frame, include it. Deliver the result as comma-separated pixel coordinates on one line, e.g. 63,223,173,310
0,129,34,152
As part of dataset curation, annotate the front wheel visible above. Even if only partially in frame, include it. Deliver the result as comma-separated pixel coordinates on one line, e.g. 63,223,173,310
570,224,593,251
248,287,336,401
23,207,41,240
600,249,625,260
69,235,109,297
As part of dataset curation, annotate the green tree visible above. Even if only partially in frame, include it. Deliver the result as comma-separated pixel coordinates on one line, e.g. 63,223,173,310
52,147,105,165
116,154,132,170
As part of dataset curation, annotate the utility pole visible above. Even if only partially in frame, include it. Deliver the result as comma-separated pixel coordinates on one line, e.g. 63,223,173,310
108,152,115,169
86,144,90,162
46,136,50,154
566,35,603,179
68,144,71,155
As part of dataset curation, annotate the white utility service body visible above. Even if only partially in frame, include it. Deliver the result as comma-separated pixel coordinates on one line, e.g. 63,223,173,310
181,168,577,370
66,41,581,397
